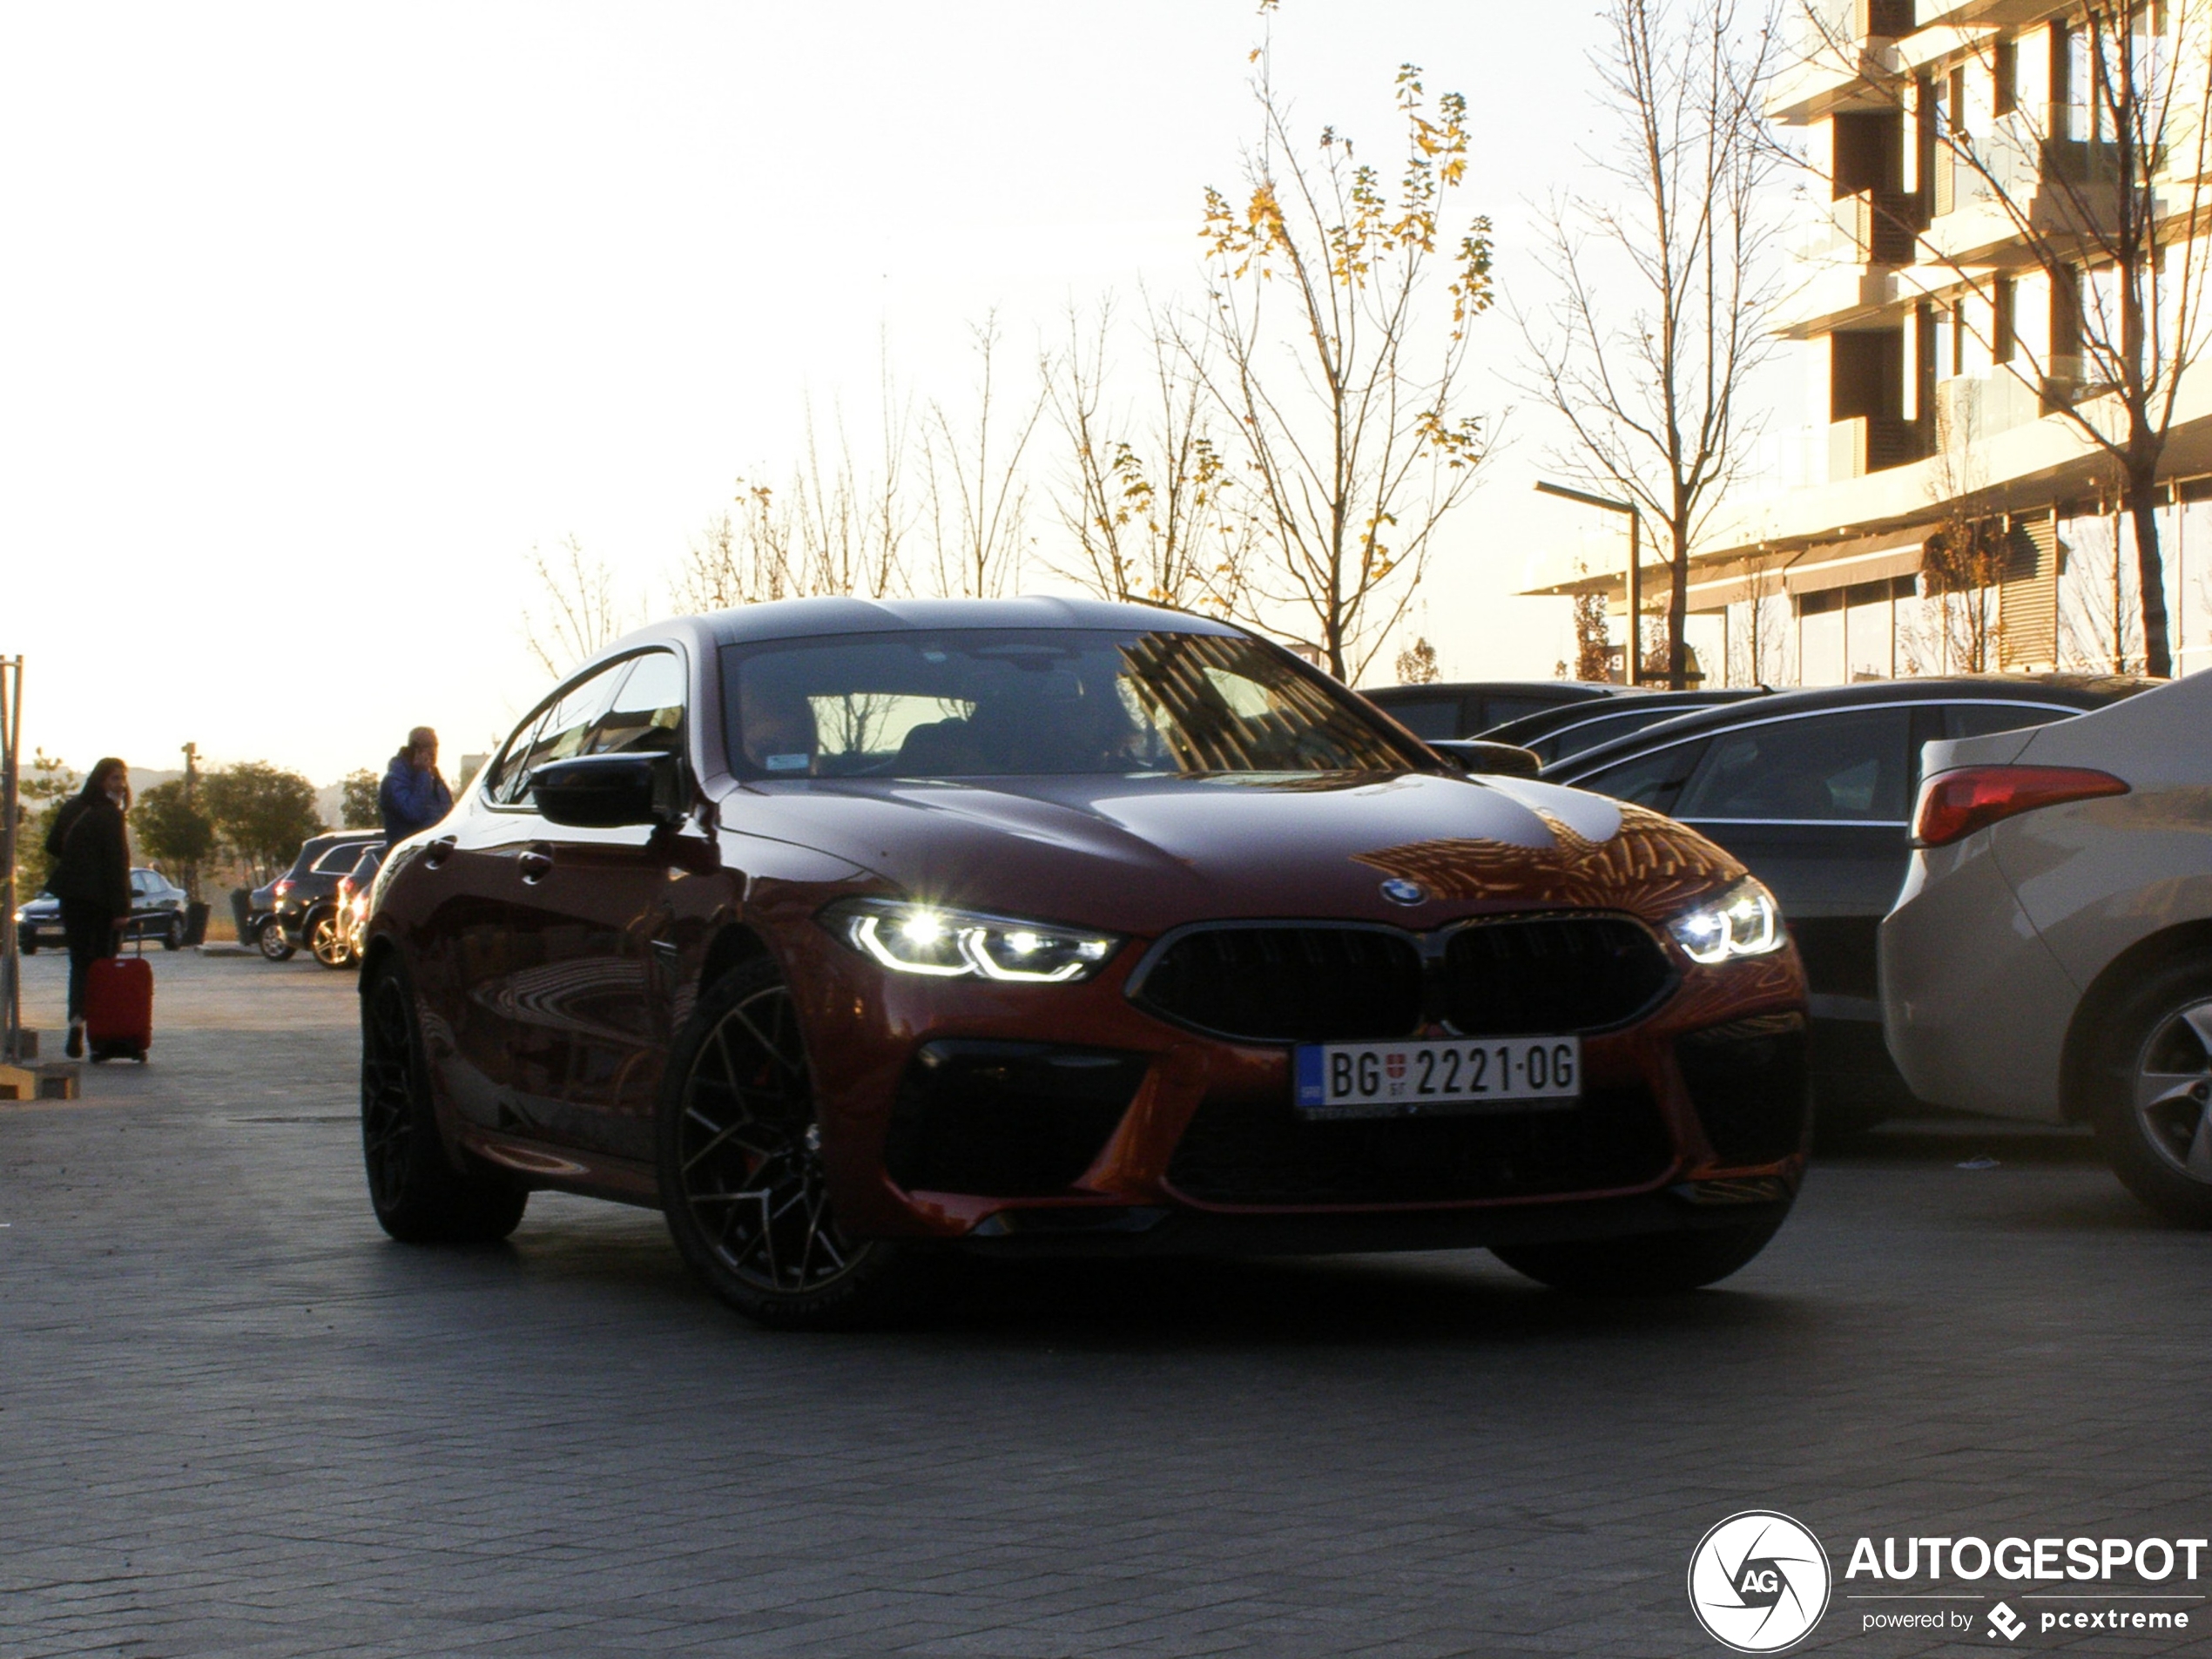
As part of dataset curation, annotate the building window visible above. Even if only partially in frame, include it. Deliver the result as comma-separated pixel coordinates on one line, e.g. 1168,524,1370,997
1951,301,1966,377
1993,37,2017,116
1993,275,2016,362
1947,67,1967,137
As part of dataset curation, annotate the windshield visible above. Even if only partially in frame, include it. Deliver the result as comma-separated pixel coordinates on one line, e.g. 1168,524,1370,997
721,629,1430,779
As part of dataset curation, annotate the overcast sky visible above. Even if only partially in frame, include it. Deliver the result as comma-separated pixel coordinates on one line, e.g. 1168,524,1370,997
3,2,1648,785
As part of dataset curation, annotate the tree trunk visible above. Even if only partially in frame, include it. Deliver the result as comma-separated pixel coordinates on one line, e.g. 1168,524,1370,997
2128,465,2173,678
1666,521,1691,690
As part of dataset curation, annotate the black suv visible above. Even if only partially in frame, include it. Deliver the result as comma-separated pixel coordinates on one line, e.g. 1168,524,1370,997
252,832,382,961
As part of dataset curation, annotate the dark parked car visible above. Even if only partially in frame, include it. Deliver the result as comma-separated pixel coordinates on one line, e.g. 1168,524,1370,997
360,597,1811,1329
16,867,190,952
1547,674,2156,1135
1362,680,1640,741
315,844,385,970
1485,687,1771,768
255,832,382,961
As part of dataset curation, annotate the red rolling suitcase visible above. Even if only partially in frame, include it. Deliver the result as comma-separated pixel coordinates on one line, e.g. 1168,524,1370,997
86,931,153,1063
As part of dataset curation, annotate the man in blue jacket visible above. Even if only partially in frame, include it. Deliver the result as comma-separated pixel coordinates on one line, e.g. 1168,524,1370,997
379,726,453,844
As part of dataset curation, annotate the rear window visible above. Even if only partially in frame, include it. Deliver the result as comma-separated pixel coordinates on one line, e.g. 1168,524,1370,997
313,842,371,873
1369,694,1463,739
1943,701,2078,740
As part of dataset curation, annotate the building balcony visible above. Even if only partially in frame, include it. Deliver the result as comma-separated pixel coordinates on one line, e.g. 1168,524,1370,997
1913,1,2063,27
1829,415,1928,481
1773,1,1907,125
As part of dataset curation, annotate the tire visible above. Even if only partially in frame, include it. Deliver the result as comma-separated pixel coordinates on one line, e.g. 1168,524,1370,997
257,920,295,962
18,934,35,955
2087,954,2212,1227
308,907,351,969
360,958,529,1244
656,957,912,1329
163,916,184,951
1492,1211,1790,1294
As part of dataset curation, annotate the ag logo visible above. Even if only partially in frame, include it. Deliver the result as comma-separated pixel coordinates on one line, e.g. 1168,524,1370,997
1687,1511,1831,1653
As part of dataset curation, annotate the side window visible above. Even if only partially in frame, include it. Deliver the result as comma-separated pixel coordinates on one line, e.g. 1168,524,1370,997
314,842,367,873
1675,709,1912,823
1570,739,1710,816
1477,696,1555,731
586,651,687,756
1944,701,2076,741
131,871,154,896
513,662,630,797
482,707,550,805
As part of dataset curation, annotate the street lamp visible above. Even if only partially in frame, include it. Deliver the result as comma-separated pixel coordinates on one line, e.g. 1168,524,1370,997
1534,479,1645,686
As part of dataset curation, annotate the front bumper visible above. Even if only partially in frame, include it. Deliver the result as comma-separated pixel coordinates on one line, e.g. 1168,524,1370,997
793,938,1811,1247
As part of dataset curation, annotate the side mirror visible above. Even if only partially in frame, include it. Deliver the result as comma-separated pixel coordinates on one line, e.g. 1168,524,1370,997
529,753,685,828
1431,738,1543,779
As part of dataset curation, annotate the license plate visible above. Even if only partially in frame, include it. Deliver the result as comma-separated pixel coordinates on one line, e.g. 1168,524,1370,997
1293,1036,1581,1120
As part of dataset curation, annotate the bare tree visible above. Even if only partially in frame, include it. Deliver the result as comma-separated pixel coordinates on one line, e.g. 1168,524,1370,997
1800,2,2212,678
523,535,633,678
1727,545,1792,685
920,314,1045,599
674,368,915,614
1197,56,1494,681
1043,297,1251,614
2058,490,2143,672
1393,635,1441,684
1521,0,1786,691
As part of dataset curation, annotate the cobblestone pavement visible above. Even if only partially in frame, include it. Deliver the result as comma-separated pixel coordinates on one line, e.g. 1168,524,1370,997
3,949,2209,1658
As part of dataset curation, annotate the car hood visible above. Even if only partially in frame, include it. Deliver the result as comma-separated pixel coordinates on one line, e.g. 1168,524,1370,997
719,770,1743,936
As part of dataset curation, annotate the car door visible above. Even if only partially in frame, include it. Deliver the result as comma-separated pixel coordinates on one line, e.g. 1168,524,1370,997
1668,706,1915,1066
502,650,691,1163
405,687,586,1138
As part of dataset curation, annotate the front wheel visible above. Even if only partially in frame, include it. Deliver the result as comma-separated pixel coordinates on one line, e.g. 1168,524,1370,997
1492,1211,1789,1294
2088,956,2212,1227
18,933,35,955
163,915,184,951
258,920,295,961
360,958,528,1243
656,959,911,1329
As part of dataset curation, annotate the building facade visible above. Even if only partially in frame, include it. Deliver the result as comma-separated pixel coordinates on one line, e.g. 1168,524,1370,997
1526,0,2212,685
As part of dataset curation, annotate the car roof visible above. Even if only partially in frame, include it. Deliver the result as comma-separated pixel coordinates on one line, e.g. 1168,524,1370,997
1485,686,1768,744
1547,673,2160,779
1364,680,1639,702
625,595,1245,654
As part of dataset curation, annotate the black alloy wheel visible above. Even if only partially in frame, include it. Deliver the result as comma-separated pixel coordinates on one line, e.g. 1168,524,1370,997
359,958,528,1244
656,958,908,1329
2090,954,2212,1227
257,919,295,961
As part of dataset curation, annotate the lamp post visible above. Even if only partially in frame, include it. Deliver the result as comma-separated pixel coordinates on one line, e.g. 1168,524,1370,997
1534,480,1644,686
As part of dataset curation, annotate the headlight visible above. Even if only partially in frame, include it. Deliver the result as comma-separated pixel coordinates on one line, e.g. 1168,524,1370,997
1669,877,1785,965
825,898,1120,983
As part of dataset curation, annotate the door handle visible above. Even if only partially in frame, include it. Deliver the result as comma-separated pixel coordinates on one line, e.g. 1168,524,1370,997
516,846,554,883
422,835,457,869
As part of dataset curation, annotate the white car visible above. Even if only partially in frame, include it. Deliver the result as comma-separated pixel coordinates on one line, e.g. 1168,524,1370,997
1881,670,2212,1224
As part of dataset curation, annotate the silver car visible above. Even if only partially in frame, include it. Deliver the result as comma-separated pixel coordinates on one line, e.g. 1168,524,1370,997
1881,670,2212,1224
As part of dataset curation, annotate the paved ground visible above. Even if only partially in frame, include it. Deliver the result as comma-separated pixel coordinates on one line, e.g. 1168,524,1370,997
3,949,2209,1658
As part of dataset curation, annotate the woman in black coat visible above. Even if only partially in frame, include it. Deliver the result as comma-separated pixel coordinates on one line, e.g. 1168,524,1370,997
44,758,132,1058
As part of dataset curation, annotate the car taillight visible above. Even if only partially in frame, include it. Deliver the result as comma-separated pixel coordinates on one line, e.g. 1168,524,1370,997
337,878,354,898
1913,765,2129,847
274,880,291,898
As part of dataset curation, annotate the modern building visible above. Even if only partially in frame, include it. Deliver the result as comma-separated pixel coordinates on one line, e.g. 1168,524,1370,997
1525,0,2212,685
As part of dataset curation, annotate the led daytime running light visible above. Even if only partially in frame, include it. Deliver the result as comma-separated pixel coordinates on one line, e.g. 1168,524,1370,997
1669,878,1785,966
833,900,1118,983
